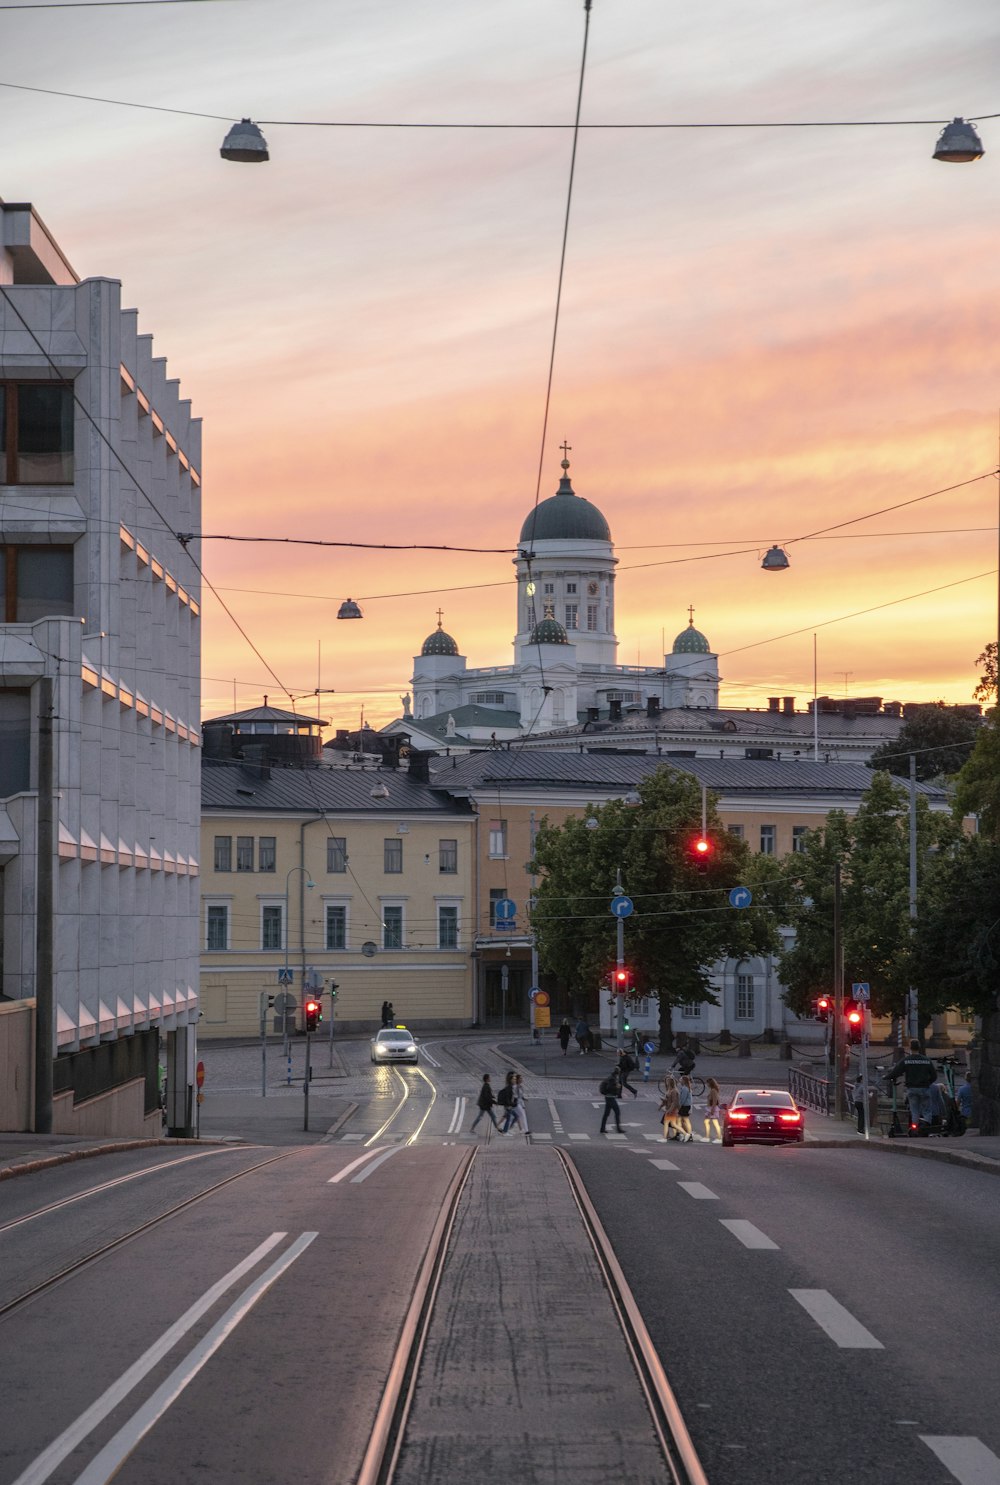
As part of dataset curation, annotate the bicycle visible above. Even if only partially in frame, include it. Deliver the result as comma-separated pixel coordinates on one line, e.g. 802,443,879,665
660,1070,706,1098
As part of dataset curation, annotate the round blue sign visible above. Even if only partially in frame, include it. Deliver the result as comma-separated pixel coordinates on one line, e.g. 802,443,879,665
610,895,634,918
494,897,517,921
643,1041,655,1054
729,887,752,910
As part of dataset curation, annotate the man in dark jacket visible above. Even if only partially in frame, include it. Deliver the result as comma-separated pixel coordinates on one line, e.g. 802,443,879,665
599,1068,623,1134
470,1074,499,1134
886,1041,937,1129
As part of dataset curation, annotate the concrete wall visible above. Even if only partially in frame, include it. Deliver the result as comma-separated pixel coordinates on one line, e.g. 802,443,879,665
0,999,33,1130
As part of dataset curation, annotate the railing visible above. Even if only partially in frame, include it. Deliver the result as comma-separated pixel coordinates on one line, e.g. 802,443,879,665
788,1065,835,1116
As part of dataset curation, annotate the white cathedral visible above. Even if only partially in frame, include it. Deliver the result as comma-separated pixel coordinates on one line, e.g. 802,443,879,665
393,455,720,747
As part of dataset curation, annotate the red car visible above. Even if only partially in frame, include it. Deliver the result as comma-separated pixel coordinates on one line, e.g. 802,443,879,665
722,1088,805,1146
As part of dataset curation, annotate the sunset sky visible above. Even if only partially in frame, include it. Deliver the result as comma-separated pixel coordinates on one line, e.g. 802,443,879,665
5,0,1000,729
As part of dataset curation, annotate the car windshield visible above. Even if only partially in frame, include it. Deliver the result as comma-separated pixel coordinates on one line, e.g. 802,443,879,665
733,1090,795,1108
377,1030,412,1042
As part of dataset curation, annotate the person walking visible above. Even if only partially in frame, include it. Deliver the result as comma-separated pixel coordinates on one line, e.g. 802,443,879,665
380,1000,391,1028
617,1047,639,1098
704,1077,722,1142
496,1070,516,1131
599,1067,623,1134
957,1071,974,1127
852,1071,867,1134
557,1019,573,1056
677,1076,694,1140
575,1018,591,1055
885,1040,937,1130
506,1073,530,1135
470,1074,499,1134
659,1077,682,1141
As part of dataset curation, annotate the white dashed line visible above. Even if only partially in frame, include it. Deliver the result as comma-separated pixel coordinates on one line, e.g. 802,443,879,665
920,1436,1000,1484
547,1098,564,1133
339,1134,365,1141
649,1159,680,1172
719,1219,779,1250
789,1289,884,1349
601,1132,627,1140
677,1182,718,1200
531,1132,552,1140
568,1133,590,1141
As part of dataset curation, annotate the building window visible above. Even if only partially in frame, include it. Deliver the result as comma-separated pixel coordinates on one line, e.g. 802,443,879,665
586,603,598,631
736,975,755,1020
489,887,506,928
262,905,283,951
0,545,75,623
236,836,254,872
792,826,809,854
384,838,403,874
543,582,554,595
382,905,403,950
0,382,74,484
681,1001,701,1019
327,836,347,873
566,582,577,594
759,825,776,856
564,603,578,630
727,824,744,841
526,604,536,629
438,905,459,949
472,692,505,705
206,904,229,951
258,837,276,872
0,689,30,796
439,839,458,873
325,905,346,951
488,820,507,858
213,836,232,872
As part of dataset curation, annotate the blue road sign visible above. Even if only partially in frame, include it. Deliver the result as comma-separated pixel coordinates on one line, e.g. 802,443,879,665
494,897,517,922
277,968,294,985
610,895,634,918
852,982,871,1002
644,1041,655,1054
729,887,753,909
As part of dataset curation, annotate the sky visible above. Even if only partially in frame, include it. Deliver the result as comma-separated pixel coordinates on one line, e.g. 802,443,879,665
4,0,1000,729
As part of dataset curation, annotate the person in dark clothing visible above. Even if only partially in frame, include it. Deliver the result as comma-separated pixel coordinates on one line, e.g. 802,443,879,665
599,1068,623,1133
617,1048,639,1097
470,1074,499,1133
575,1018,592,1055
886,1041,937,1128
380,1001,391,1028
557,1019,573,1056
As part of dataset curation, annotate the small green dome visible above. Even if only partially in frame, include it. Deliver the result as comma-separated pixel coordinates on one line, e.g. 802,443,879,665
530,615,569,645
519,462,611,544
421,620,459,656
673,620,710,654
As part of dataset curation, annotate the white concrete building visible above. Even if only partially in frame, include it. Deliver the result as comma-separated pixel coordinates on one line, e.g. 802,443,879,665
0,199,201,1136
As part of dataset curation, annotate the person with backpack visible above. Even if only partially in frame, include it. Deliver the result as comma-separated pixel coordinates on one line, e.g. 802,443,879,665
617,1047,639,1098
599,1067,623,1134
496,1070,516,1131
469,1074,499,1134
885,1040,937,1130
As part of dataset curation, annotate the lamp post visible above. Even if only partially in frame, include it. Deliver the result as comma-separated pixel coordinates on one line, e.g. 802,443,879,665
284,864,315,996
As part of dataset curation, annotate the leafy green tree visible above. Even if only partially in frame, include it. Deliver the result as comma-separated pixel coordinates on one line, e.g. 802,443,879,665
914,835,1000,1134
777,771,961,1019
953,708,1000,837
867,705,980,782
973,640,997,704
529,768,780,1049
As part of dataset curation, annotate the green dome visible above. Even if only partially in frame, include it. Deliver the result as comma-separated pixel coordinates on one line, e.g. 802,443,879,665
530,615,569,645
421,623,459,656
673,620,710,654
519,471,610,544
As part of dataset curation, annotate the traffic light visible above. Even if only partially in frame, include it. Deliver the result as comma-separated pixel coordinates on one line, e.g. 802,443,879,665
815,994,831,1023
613,968,630,994
844,1000,864,1044
329,982,339,1002
304,997,322,1033
622,1009,631,1032
691,836,712,873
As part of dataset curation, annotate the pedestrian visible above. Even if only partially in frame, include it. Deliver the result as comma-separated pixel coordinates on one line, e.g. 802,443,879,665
557,1018,573,1056
599,1067,623,1133
957,1071,974,1126
575,1018,591,1055
677,1076,694,1140
659,1077,682,1141
703,1077,722,1142
852,1071,867,1133
496,1070,516,1131
617,1047,639,1097
470,1074,499,1134
885,1040,937,1130
386,1002,395,1025
380,1000,391,1028
506,1072,530,1135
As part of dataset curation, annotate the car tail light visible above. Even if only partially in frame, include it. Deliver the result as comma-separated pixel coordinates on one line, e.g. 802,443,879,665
728,1110,752,1122
778,1111,802,1123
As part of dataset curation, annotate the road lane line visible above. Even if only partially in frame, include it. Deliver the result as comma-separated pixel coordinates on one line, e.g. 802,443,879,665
328,1148,390,1183
69,1233,318,1485
11,1234,288,1485
568,1133,590,1141
720,1219,779,1250
677,1182,718,1200
649,1159,680,1171
351,1147,406,1183
920,1437,1000,1483
547,1097,564,1133
789,1289,884,1349
446,1097,465,1135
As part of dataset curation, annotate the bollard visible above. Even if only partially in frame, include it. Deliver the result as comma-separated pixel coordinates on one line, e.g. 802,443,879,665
738,1038,751,1058
643,1054,652,1083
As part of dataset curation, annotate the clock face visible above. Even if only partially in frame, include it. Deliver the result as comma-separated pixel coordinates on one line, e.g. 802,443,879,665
526,581,536,596
587,581,599,596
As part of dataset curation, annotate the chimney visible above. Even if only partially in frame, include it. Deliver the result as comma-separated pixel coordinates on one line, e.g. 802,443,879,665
646,696,661,718
609,699,622,722
586,706,599,723
767,697,780,713
782,697,795,715
407,749,430,783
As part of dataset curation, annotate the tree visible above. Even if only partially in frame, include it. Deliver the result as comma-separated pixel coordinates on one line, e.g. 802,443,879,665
777,771,962,1020
973,641,997,704
867,705,980,782
914,835,1000,1134
953,708,1000,837
529,768,780,1049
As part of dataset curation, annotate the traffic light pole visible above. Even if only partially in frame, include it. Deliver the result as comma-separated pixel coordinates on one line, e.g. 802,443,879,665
833,861,846,1120
303,1029,311,1132
615,868,624,1051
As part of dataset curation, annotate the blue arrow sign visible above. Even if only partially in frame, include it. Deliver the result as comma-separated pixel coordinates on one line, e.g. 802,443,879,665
610,895,634,918
494,898,517,922
729,887,753,909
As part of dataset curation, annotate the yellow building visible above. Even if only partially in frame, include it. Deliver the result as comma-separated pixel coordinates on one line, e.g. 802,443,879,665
200,751,475,1038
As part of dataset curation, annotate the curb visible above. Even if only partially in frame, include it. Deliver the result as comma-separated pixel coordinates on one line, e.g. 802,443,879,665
801,1138,1000,1175
0,1135,228,1183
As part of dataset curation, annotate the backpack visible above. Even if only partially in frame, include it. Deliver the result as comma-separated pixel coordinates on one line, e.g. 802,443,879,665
621,1054,637,1073
599,1077,617,1096
496,1085,512,1107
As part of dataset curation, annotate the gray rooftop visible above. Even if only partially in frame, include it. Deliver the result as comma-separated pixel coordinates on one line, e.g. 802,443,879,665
202,760,473,815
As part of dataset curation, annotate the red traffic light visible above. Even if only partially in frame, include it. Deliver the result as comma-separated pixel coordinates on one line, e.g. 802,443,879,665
613,968,630,993
816,994,831,1023
305,998,322,1032
691,835,712,873
844,1000,864,1044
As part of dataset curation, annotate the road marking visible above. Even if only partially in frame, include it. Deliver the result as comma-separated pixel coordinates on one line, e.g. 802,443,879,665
70,1234,317,1485
720,1219,779,1250
339,1133,366,1141
677,1182,718,1200
329,1147,391,1183
920,1436,1000,1483
649,1159,680,1171
8,1235,288,1485
531,1132,552,1140
351,1147,406,1183
547,1097,564,1133
568,1133,590,1141
789,1289,884,1349
446,1096,466,1135
642,1133,663,1141
419,1045,441,1067
601,1131,627,1139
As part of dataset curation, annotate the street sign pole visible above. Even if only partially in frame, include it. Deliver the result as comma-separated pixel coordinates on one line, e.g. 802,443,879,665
303,1030,311,1132
259,993,268,1099
615,869,624,1052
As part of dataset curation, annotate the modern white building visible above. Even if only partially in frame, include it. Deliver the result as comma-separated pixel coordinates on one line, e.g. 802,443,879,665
403,455,720,739
0,199,201,1136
